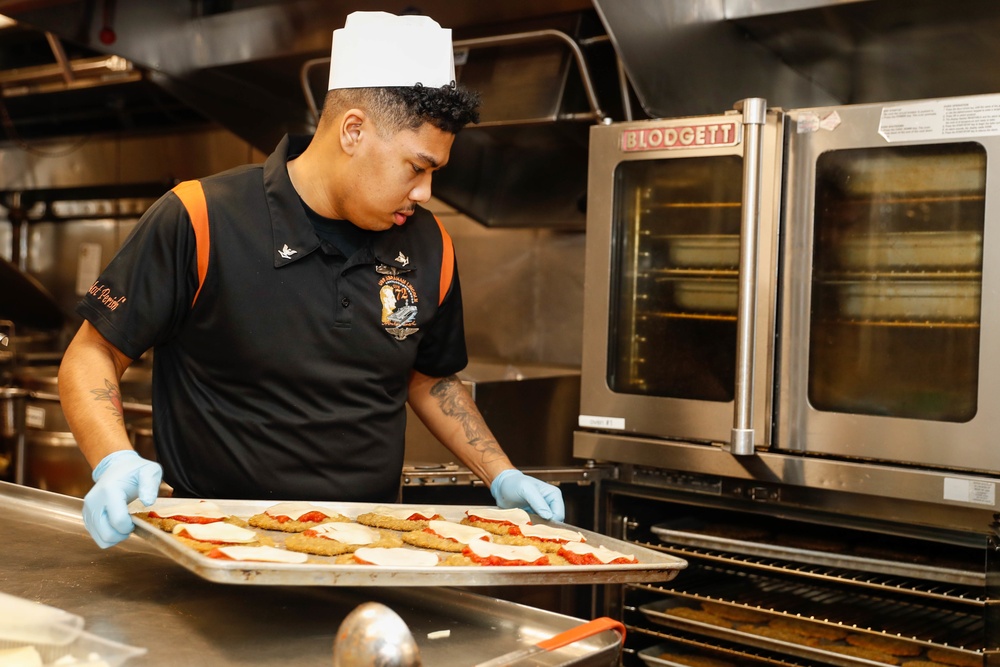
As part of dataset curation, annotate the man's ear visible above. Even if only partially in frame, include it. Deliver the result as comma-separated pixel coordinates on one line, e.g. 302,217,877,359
340,108,366,155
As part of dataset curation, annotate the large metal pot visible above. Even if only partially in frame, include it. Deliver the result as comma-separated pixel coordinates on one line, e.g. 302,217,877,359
24,430,92,497
14,364,152,497
0,387,27,482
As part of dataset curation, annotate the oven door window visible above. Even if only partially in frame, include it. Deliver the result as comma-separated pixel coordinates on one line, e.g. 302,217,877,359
608,156,744,401
809,142,986,422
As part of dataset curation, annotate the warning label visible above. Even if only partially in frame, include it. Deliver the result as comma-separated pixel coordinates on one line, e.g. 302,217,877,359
879,94,1000,142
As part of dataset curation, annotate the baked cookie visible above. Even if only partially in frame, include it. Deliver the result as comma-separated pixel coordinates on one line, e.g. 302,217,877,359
663,607,733,629
823,644,901,665
284,523,402,557
657,651,735,667
737,624,823,647
247,502,351,532
356,506,445,532
846,634,922,657
700,602,772,624
402,520,492,553
769,617,848,642
925,649,982,667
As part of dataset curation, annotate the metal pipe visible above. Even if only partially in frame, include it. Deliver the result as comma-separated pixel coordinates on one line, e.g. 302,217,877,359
300,29,609,125
43,31,74,85
616,56,634,122
728,97,767,456
0,55,130,87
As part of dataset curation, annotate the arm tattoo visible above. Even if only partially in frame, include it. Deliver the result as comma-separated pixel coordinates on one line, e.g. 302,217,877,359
90,379,125,425
429,375,504,463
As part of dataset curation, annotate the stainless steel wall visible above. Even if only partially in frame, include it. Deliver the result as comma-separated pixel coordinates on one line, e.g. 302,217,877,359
0,128,264,332
0,127,586,368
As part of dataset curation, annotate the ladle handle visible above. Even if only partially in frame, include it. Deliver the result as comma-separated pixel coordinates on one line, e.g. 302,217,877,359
536,616,625,650
475,616,625,667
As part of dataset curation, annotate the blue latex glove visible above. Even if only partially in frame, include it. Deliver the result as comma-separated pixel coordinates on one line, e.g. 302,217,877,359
490,469,565,522
83,450,162,549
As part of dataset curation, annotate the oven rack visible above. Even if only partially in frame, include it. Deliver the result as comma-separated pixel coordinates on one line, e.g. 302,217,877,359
626,624,812,667
635,539,986,600
629,568,986,651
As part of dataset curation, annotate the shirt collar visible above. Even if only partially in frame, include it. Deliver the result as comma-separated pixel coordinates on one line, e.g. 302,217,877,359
264,134,321,268
264,133,426,271
369,223,422,272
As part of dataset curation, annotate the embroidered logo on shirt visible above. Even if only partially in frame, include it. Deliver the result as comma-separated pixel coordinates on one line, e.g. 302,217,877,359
378,273,419,341
395,251,410,267
278,244,298,260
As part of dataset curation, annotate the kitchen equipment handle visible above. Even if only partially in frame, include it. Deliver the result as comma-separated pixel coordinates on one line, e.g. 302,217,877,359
729,97,767,456
475,617,625,667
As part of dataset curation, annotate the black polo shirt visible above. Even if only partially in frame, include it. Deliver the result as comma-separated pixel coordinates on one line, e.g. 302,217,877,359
77,135,468,501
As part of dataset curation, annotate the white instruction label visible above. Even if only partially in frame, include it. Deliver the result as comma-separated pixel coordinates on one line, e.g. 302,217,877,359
879,94,1000,142
578,415,625,431
25,405,45,430
943,477,996,506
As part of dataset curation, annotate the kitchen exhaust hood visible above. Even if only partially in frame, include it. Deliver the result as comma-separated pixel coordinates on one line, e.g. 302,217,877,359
0,0,623,230
593,0,1000,118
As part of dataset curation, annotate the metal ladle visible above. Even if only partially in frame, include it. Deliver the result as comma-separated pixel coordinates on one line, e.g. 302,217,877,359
331,602,421,667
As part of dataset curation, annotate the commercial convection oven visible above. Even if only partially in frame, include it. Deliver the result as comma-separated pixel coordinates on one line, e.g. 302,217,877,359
575,93,1000,666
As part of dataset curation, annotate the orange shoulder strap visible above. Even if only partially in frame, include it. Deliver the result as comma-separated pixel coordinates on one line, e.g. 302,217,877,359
433,215,454,306
171,180,210,307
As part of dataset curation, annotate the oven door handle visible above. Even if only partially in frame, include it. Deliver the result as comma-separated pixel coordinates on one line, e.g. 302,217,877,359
728,97,767,456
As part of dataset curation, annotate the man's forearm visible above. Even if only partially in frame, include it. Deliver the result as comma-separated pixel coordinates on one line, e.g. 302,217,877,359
58,322,136,468
407,371,514,484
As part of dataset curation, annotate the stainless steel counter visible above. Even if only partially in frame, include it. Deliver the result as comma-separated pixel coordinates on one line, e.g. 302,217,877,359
0,482,621,666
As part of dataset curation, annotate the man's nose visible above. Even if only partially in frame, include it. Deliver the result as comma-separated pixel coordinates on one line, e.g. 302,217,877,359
409,173,433,203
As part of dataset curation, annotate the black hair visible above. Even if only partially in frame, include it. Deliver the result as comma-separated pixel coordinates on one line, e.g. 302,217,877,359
322,83,481,135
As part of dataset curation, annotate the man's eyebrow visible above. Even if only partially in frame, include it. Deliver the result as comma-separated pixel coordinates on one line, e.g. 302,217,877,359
416,152,441,169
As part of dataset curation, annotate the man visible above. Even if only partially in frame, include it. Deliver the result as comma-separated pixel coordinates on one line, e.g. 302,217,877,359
59,11,564,549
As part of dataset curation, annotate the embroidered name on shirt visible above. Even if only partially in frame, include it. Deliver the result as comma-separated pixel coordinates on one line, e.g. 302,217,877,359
88,282,127,311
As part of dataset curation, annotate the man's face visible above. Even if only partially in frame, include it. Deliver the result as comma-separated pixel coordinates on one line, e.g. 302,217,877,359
344,121,455,231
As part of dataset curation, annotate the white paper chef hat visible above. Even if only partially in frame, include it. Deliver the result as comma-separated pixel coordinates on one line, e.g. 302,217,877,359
328,11,456,90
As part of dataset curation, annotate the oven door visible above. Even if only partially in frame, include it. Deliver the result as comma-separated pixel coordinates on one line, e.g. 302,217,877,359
778,93,1000,475
578,108,783,448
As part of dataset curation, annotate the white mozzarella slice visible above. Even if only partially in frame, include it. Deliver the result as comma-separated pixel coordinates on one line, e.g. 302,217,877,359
426,520,491,544
172,522,257,543
465,539,545,563
264,502,334,521
214,545,309,564
464,507,531,525
371,505,439,520
309,522,381,545
561,541,635,563
353,547,439,567
518,524,585,543
148,500,227,520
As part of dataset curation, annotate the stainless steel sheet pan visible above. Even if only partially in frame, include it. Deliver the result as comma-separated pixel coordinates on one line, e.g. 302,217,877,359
130,498,687,587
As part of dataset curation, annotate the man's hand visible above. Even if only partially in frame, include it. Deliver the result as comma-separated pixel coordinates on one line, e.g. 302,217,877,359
83,450,162,548
490,469,565,522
